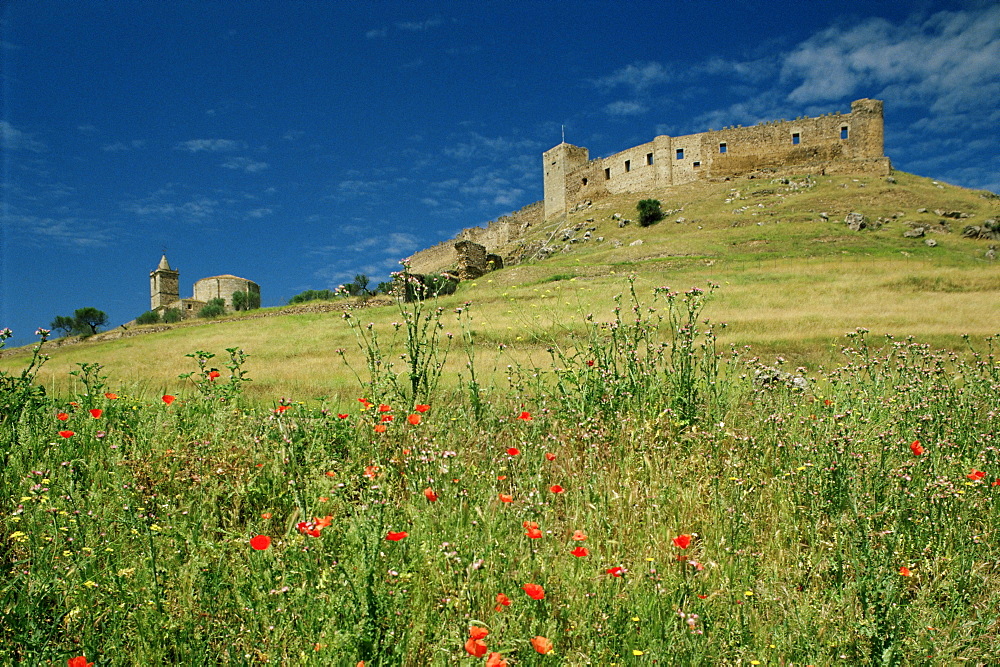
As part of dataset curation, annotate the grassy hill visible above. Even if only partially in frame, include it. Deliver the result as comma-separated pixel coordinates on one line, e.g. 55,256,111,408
4,169,997,403
3,169,999,664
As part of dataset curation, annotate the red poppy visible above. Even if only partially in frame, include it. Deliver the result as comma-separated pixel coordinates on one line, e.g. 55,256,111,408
378,404,392,413
337,414,349,419
586,360,595,367
88,408,102,419
315,516,333,529
261,512,272,519
497,475,507,480
495,592,511,610
402,448,411,455
549,484,564,494
968,470,986,481
910,440,924,456
67,657,94,667
545,452,556,461
297,521,321,538
358,398,371,408
415,404,430,413
823,398,832,406
485,653,508,667
59,430,75,439
506,447,520,456
161,394,176,405
531,636,554,655
572,529,587,541
380,414,393,422
207,371,221,380
899,566,912,577
469,625,489,640
275,405,290,413
407,414,421,425
57,412,69,421
464,638,487,658
104,392,118,399
423,487,438,502
522,583,545,600
374,424,387,433
606,566,625,577
363,465,379,478
993,479,1000,486
386,531,408,541
571,546,589,557
250,535,271,551
526,526,543,539
673,534,692,549
499,493,513,503
697,594,708,599
325,471,336,477
516,411,532,421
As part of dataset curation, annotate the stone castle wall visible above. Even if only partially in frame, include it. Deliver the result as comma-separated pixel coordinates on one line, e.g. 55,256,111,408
406,201,543,275
545,99,890,220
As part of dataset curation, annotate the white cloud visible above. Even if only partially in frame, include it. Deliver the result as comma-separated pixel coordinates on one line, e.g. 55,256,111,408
365,28,387,39
246,207,274,219
443,132,539,161
221,157,269,173
0,120,46,152
781,6,1000,113
396,17,443,32
175,139,242,153
593,62,672,92
605,100,648,116
6,213,113,248
102,140,145,152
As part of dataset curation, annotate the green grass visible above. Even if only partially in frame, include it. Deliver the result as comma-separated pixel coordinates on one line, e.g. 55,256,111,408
2,286,1000,665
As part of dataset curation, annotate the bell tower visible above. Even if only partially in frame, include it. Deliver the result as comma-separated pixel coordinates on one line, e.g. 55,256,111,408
150,254,180,310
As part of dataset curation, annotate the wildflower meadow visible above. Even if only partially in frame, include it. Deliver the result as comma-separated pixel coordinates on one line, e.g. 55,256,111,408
1,282,998,665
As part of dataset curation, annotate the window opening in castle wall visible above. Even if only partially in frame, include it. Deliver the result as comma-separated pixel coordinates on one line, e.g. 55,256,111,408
582,177,588,185
625,160,631,172
719,142,727,153
792,133,801,145
841,126,849,139
693,161,701,169
604,168,611,180
676,149,684,160
646,153,654,165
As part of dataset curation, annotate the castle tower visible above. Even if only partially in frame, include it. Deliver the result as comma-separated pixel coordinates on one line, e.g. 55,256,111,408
849,98,885,159
543,142,589,221
150,254,180,310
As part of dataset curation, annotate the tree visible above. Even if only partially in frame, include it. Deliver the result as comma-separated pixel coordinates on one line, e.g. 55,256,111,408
198,298,226,319
50,315,76,337
347,274,371,297
73,307,108,335
135,310,161,325
163,308,182,323
232,289,260,311
637,199,664,227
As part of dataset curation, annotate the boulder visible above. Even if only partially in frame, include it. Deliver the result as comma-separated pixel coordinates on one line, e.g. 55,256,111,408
845,212,866,231
924,238,938,247
903,227,925,238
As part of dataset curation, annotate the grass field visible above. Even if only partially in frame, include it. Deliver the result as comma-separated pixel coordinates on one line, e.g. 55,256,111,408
2,171,999,665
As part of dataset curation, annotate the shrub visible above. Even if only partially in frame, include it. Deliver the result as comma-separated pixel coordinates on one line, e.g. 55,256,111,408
289,289,337,305
135,310,161,325
162,308,182,323
637,199,664,227
232,290,260,311
198,298,226,319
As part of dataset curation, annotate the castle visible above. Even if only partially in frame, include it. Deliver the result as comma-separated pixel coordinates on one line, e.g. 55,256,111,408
543,98,891,220
150,255,260,317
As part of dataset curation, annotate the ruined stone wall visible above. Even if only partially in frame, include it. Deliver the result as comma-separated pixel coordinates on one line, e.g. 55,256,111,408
545,99,890,220
406,201,544,275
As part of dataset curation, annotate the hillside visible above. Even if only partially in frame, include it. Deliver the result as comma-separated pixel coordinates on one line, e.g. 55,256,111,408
3,169,999,401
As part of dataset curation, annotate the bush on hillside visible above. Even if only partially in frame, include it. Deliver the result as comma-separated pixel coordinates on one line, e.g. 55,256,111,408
135,311,161,325
637,199,664,227
232,290,260,311
289,289,338,305
198,298,226,319
163,308,182,323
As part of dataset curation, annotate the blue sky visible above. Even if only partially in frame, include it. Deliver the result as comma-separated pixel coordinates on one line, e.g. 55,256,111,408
2,1,998,345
